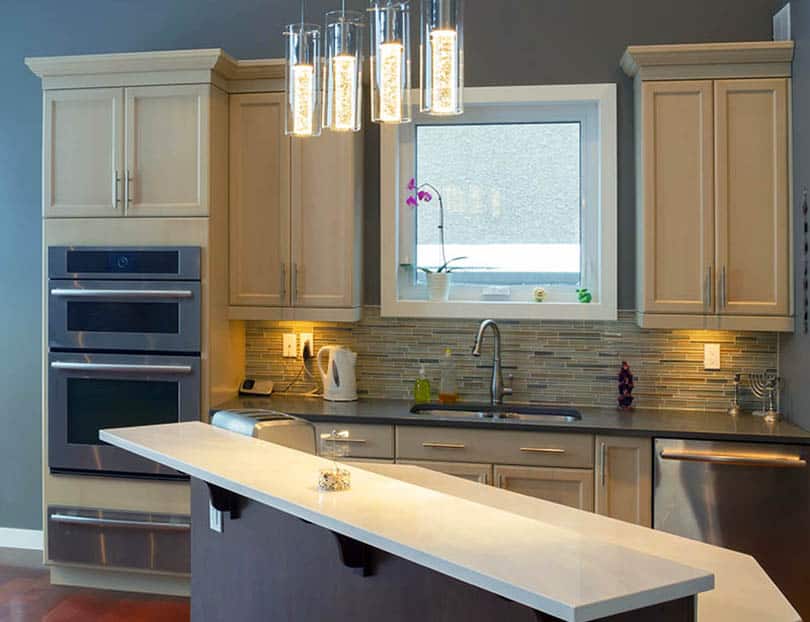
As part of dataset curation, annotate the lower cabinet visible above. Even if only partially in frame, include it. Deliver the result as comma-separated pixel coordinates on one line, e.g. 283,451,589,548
594,435,652,527
398,460,492,485
493,465,595,511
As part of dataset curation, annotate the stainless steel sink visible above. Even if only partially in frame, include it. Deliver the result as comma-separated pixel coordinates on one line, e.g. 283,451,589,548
409,403,582,423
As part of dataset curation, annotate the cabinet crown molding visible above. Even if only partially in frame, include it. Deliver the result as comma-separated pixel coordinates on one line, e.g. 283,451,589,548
25,49,285,91
621,41,794,80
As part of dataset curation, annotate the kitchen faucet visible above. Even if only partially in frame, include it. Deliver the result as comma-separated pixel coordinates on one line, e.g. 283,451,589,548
472,319,512,407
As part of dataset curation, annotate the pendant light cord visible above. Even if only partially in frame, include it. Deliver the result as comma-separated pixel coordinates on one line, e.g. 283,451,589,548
300,0,305,27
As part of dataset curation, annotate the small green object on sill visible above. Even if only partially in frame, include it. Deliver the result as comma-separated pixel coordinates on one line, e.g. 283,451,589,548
576,288,592,303
532,287,546,302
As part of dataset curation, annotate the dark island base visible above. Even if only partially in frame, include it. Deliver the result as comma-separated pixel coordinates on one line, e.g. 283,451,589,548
190,479,695,622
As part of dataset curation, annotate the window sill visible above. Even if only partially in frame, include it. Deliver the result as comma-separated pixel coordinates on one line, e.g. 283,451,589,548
380,299,617,321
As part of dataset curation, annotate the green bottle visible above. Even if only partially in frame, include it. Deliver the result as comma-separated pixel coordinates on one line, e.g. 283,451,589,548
413,365,431,404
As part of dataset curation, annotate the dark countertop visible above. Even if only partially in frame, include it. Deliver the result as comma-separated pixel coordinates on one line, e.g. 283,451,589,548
212,395,810,445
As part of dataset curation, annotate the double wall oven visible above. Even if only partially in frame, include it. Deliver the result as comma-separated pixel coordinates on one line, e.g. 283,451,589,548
48,246,201,477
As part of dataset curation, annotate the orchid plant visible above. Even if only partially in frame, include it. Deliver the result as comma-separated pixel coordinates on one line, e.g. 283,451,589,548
407,177,467,273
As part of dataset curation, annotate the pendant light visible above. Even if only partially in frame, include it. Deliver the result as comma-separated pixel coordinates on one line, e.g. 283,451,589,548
420,0,463,115
325,3,364,132
368,1,412,124
284,2,323,137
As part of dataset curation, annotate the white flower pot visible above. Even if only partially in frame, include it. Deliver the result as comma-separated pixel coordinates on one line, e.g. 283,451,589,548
427,272,451,301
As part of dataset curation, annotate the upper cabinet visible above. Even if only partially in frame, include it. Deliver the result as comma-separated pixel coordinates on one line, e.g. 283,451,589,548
43,88,123,217
228,92,363,322
623,42,794,332
43,84,211,218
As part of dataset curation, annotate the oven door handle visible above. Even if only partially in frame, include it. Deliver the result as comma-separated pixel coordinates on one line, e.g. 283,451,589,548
49,513,190,531
49,288,194,299
659,449,807,468
50,361,194,375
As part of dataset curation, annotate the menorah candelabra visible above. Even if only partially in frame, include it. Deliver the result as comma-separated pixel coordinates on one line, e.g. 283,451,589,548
750,372,783,423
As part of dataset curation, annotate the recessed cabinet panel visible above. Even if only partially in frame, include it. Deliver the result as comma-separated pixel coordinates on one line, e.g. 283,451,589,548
715,79,790,316
291,131,363,309
398,460,492,485
594,435,652,527
229,93,290,307
125,85,209,217
495,465,594,511
44,88,124,217
641,81,714,314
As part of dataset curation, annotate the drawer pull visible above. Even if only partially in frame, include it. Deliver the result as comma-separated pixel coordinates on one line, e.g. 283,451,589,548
422,442,466,450
519,447,566,454
322,436,367,444
50,513,190,531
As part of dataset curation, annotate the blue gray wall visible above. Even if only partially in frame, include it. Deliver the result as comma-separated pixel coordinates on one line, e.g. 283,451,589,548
781,0,810,430
0,0,781,530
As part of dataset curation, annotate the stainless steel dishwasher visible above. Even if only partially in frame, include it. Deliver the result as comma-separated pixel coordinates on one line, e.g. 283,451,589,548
654,438,810,619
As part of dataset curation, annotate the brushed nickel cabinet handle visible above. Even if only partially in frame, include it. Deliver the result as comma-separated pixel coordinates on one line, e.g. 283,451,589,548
126,170,134,204
422,442,465,449
519,447,566,454
113,170,121,208
600,442,607,487
704,265,712,307
280,263,287,299
322,436,367,444
659,450,806,468
720,266,727,308
292,263,299,304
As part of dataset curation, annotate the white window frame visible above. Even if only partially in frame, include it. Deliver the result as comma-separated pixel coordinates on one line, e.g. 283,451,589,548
380,84,617,321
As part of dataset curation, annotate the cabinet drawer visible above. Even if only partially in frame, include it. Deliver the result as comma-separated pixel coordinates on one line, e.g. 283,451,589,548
47,505,190,574
314,423,395,459
396,427,593,468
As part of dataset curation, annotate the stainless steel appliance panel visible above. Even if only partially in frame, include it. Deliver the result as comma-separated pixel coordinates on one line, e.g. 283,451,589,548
48,352,200,476
48,279,201,352
654,438,810,619
48,246,200,281
48,506,190,574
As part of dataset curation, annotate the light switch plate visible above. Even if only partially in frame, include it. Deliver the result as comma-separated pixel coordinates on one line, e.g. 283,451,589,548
300,332,314,358
209,502,223,533
283,333,297,358
704,343,721,370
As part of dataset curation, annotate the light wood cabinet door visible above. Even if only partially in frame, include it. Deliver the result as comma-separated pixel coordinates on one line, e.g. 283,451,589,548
641,80,715,314
594,436,651,527
125,85,209,217
494,465,594,511
229,93,291,307
290,131,363,309
715,78,790,317
43,88,124,218
398,460,492,485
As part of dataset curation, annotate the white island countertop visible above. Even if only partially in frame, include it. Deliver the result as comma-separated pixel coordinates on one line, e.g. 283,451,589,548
101,422,720,622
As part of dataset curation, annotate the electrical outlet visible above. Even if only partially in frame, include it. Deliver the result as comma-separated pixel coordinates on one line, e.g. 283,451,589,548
704,343,721,370
300,332,314,358
283,333,297,358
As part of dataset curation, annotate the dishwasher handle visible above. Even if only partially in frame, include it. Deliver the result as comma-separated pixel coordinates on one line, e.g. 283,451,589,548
659,449,807,468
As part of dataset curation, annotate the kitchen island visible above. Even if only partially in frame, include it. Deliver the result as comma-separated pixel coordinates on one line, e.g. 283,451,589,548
100,422,798,622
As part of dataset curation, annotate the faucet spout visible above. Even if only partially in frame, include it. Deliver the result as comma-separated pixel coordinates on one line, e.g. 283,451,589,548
472,320,509,407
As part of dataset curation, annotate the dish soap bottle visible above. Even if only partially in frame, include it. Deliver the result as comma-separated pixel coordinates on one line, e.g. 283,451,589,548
439,349,459,404
413,365,431,404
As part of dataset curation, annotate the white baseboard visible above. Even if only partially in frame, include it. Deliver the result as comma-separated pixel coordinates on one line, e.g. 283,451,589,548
0,528,44,550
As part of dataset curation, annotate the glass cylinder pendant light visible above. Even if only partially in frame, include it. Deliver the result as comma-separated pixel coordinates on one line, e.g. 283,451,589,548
368,1,412,124
325,8,364,132
284,13,323,137
420,0,463,115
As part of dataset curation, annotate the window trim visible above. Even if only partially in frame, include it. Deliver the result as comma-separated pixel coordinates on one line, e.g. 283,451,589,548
380,84,617,321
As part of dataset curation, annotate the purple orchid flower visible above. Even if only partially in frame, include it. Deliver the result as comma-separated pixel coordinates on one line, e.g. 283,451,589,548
406,195,418,208
407,177,416,191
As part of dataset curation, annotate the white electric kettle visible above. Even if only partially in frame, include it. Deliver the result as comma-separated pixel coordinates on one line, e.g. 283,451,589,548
316,346,358,402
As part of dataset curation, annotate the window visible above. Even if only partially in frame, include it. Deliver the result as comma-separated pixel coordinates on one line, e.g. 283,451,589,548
381,84,617,320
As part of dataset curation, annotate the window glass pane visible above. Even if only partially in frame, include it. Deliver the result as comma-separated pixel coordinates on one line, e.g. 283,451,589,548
415,122,581,285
